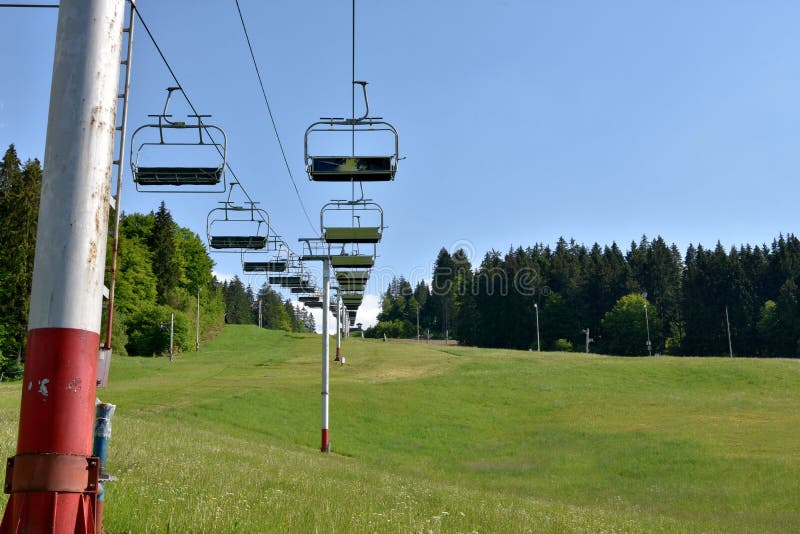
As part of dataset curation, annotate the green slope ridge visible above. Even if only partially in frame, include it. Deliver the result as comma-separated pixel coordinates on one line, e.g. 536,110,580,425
1,325,798,532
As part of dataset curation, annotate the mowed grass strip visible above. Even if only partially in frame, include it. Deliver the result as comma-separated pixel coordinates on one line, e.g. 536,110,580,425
0,325,798,532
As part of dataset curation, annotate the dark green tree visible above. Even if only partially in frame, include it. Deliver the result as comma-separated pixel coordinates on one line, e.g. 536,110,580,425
149,201,181,304
0,146,42,370
600,293,662,355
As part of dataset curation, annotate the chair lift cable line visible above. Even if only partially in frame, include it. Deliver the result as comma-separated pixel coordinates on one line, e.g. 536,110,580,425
233,0,319,237
133,4,306,263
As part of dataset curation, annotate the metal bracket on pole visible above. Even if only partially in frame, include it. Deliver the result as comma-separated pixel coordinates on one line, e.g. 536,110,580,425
4,454,100,494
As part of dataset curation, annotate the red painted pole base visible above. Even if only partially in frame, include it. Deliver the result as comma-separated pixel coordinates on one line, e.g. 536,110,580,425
321,429,330,453
1,328,100,533
0,493,97,534
334,347,340,361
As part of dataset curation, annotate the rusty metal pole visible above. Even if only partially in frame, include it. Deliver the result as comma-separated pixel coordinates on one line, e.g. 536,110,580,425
321,259,331,452
0,1,125,532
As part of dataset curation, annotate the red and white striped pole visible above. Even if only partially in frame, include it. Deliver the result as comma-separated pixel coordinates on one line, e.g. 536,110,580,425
0,1,125,532
321,259,331,452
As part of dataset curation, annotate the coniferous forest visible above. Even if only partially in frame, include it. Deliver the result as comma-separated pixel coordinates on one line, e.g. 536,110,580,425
0,145,312,376
369,236,800,357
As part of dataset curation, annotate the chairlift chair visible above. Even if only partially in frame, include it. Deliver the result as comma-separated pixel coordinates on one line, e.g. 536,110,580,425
268,275,301,287
290,281,316,294
331,254,375,268
242,240,289,272
342,297,363,308
207,201,269,251
336,269,369,291
242,261,287,273
321,200,384,244
130,87,227,192
336,271,370,284
305,81,399,182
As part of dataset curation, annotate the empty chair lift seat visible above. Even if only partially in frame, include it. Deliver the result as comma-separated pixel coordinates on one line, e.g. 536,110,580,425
310,156,393,182
210,236,267,249
336,271,370,284
324,227,381,244
134,165,223,186
242,261,287,273
269,275,301,287
331,255,375,268
339,283,366,292
291,284,314,294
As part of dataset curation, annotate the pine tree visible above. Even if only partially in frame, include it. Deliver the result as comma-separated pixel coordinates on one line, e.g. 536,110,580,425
0,147,42,368
150,201,181,303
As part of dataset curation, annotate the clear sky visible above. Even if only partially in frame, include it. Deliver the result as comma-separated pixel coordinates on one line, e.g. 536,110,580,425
2,1,799,328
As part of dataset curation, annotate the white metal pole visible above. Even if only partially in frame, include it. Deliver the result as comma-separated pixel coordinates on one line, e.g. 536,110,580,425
169,312,174,361
321,259,331,452
534,303,540,352
644,303,652,356
258,298,263,329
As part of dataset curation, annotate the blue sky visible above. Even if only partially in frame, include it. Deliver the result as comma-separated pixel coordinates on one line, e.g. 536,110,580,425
3,1,800,327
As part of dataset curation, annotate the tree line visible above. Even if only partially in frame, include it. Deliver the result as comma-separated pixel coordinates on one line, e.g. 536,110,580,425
220,276,316,333
368,235,800,357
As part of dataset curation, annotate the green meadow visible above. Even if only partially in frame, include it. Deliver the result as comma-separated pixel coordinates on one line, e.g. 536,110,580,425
1,325,799,532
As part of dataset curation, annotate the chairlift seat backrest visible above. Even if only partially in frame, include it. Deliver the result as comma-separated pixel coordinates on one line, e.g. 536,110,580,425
338,282,366,292
268,275,301,286
309,156,394,182
331,255,375,268
210,236,267,250
242,261,287,273
323,227,381,244
336,271,370,283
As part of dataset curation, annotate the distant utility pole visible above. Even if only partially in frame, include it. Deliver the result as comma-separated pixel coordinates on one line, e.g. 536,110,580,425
725,305,733,358
534,302,540,352
196,287,201,351
169,312,174,362
257,298,263,329
581,328,594,354
416,304,420,343
642,292,652,356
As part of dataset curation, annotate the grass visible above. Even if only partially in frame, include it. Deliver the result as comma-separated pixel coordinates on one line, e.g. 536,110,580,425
1,325,799,532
